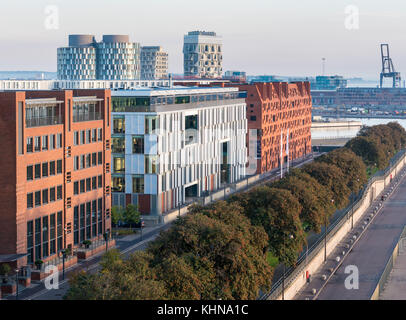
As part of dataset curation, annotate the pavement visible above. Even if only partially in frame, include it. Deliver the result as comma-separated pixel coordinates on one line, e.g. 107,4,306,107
295,167,406,300
380,251,406,299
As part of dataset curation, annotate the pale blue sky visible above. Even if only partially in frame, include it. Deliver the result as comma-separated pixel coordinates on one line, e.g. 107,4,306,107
1,0,406,79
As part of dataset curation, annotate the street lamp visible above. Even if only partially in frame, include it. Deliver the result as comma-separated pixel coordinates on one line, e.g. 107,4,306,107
103,231,109,252
282,234,294,300
325,199,334,263
61,249,67,280
351,179,360,229
15,268,19,300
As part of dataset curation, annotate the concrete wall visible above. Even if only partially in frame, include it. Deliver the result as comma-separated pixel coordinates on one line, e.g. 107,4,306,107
272,152,406,300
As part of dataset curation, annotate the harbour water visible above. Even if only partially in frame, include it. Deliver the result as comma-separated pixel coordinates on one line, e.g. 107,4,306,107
311,117,406,140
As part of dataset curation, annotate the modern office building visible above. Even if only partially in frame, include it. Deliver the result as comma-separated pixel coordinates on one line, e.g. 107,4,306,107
111,87,247,219
233,82,312,174
0,89,111,267
96,35,140,80
57,34,140,81
183,31,222,78
140,46,168,80
57,35,97,80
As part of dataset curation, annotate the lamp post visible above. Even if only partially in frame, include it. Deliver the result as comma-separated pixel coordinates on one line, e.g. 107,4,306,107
351,179,359,229
325,199,334,263
15,268,19,300
103,231,109,252
282,234,294,300
61,249,67,280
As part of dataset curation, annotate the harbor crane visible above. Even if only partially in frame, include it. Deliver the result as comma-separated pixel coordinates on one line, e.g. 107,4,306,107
380,44,401,88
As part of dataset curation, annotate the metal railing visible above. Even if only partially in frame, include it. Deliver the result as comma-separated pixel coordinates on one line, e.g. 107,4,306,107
73,112,102,122
26,115,62,128
260,148,406,300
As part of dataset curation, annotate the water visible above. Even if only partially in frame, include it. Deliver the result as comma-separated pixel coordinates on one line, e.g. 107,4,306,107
312,117,406,140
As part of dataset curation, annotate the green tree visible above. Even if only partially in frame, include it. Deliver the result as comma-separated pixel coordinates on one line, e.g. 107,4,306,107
316,148,367,194
148,201,273,299
124,204,141,230
270,169,336,233
230,186,305,266
345,136,387,169
303,161,350,210
111,205,124,227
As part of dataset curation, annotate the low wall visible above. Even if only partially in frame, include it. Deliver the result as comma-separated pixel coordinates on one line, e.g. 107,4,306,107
267,150,406,300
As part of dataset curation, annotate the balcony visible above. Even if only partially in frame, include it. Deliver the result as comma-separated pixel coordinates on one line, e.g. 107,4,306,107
26,116,63,128
73,112,102,123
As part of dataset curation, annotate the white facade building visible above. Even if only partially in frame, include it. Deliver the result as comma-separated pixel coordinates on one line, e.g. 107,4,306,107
57,34,140,80
183,31,223,78
111,87,247,219
140,46,168,80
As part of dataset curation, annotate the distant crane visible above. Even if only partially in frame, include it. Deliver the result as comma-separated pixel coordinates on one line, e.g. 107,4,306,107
380,44,401,88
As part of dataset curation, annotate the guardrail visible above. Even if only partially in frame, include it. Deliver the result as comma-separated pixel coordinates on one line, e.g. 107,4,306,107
260,148,406,300
371,226,406,300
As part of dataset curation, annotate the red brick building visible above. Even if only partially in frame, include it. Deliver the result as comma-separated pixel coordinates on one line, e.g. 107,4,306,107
235,82,312,174
0,89,111,267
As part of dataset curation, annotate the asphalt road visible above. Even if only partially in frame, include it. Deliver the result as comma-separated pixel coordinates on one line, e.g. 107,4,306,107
296,168,406,300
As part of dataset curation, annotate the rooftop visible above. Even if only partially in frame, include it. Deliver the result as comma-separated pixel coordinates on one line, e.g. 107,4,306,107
111,86,238,97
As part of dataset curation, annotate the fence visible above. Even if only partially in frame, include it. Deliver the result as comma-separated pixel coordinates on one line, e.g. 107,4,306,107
370,226,406,300
260,148,406,300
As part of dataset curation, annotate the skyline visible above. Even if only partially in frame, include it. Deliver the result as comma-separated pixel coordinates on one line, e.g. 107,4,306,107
1,0,406,80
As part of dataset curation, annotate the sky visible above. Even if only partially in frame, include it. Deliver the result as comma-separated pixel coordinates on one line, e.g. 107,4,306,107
1,0,406,80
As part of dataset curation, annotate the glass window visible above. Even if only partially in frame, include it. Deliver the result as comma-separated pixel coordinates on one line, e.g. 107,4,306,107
145,116,158,134
80,179,85,193
92,176,97,190
113,117,125,134
92,153,97,166
50,134,55,150
98,152,103,165
50,187,56,202
35,190,41,207
57,134,62,148
145,155,158,174
27,193,33,208
35,164,41,179
49,161,56,175
74,131,79,145
74,181,79,195
113,157,125,173
132,136,144,154
42,189,49,204
57,159,62,174
112,137,125,153
98,128,102,141
42,135,48,150
42,162,48,177
112,176,125,192
86,178,91,191
92,129,97,142
34,136,41,152
57,185,62,200
132,175,144,193
80,130,85,144
27,165,33,181
98,175,103,188
27,137,33,153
